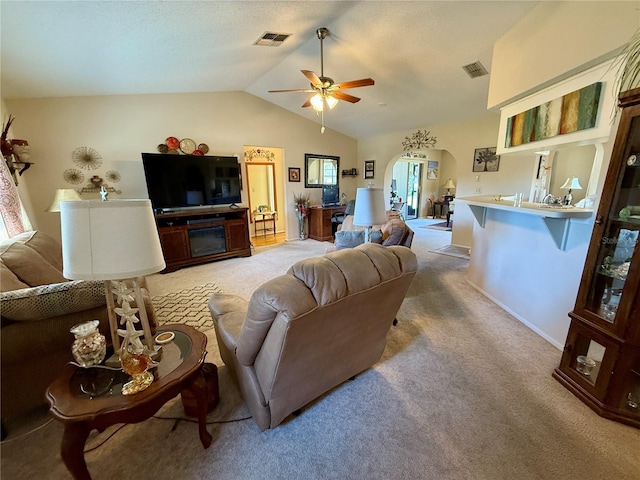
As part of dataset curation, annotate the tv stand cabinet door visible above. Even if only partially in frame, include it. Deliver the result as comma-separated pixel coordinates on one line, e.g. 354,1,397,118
158,228,189,267
225,219,251,252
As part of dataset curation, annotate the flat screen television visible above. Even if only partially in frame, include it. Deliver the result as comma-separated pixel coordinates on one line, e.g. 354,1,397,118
141,153,241,213
322,185,340,207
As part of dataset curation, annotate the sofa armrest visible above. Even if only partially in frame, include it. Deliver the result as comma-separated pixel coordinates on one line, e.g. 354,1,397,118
0,280,106,322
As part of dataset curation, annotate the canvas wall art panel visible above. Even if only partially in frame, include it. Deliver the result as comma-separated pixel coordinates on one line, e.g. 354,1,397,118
505,82,602,147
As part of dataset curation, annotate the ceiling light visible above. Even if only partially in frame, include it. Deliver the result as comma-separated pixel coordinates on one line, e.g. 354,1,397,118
311,94,338,111
326,96,338,109
310,93,324,111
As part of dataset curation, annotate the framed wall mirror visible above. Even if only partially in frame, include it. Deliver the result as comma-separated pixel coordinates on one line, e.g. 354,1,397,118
246,162,277,220
305,153,339,188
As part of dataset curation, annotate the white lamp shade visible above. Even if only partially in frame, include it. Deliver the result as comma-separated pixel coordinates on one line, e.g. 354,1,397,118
60,199,166,280
443,179,456,189
353,187,387,226
46,189,82,212
560,177,583,190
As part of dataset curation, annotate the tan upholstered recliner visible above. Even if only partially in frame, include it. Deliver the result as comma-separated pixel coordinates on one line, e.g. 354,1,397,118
208,243,417,430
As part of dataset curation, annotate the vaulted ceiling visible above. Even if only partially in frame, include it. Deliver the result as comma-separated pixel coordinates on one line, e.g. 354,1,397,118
1,1,538,139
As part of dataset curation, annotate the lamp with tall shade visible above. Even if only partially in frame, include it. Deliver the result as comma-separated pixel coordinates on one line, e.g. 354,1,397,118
560,177,582,206
60,199,166,394
353,186,387,243
443,179,456,196
46,189,81,212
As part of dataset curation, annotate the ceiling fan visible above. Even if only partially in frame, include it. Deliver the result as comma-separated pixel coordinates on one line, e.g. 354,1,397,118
269,27,375,132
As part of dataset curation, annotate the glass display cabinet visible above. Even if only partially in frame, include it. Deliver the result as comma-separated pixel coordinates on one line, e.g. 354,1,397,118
553,88,640,428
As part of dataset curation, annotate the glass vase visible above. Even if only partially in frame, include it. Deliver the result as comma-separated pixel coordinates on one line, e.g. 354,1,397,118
120,337,154,395
70,320,106,367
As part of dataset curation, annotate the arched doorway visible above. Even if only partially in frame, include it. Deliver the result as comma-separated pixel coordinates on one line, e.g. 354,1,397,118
384,150,451,218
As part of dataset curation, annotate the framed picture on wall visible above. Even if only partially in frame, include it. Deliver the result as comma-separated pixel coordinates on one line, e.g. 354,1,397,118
289,167,301,182
473,147,500,172
364,160,375,179
427,160,439,180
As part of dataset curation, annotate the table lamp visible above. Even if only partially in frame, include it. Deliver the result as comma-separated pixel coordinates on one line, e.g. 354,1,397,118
353,185,387,243
60,199,166,394
443,179,456,196
46,189,82,212
560,177,582,205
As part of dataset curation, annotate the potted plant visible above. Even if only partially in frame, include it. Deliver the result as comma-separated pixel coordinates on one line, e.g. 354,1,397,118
293,192,310,215
614,28,640,100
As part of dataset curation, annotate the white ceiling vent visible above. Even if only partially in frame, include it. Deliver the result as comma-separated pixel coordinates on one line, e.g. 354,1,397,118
254,32,292,47
462,61,489,79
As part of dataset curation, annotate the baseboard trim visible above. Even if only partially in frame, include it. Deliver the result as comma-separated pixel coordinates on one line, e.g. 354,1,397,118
466,279,564,351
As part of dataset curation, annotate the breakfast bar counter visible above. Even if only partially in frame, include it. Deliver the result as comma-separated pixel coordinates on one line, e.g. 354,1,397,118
457,195,593,250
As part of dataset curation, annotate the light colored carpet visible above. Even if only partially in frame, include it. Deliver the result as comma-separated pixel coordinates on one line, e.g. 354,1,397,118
2,219,638,480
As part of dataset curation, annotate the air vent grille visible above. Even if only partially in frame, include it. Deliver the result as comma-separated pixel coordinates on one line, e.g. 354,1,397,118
254,32,292,47
462,61,489,78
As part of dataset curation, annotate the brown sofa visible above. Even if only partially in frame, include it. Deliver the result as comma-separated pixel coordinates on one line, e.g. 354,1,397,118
208,243,417,430
0,230,157,424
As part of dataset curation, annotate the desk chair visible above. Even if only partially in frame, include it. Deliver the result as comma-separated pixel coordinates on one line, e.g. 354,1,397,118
331,199,355,235
391,202,406,220
446,199,455,227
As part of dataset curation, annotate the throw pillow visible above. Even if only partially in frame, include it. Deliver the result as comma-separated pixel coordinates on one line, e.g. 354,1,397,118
382,225,407,246
0,280,106,321
370,230,383,244
334,230,364,249
0,261,28,292
22,230,64,271
0,242,67,286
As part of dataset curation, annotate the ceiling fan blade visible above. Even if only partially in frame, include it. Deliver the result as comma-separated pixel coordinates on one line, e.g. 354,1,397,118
332,91,361,103
301,70,322,86
268,89,315,93
301,98,312,108
335,78,375,89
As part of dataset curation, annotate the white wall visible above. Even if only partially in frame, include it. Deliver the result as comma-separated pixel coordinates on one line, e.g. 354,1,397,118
488,1,638,109
4,92,357,243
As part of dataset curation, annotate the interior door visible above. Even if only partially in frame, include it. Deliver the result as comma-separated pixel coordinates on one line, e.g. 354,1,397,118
406,162,422,219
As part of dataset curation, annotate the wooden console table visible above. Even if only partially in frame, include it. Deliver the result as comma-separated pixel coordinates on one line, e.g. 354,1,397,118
253,211,277,237
308,205,346,241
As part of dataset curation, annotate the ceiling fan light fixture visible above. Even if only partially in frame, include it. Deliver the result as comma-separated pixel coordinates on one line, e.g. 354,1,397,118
326,95,338,109
310,93,324,111
311,93,339,111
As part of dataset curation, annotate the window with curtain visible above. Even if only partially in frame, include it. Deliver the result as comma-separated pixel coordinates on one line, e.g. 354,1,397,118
0,158,32,240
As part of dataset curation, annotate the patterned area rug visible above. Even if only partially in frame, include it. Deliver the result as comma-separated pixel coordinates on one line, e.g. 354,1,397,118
152,283,222,332
422,221,452,231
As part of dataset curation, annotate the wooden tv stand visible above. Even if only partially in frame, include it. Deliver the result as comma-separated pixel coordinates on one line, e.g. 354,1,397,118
154,207,251,272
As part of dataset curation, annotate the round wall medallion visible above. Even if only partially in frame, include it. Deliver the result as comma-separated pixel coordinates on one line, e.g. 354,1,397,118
180,138,196,154
166,137,179,150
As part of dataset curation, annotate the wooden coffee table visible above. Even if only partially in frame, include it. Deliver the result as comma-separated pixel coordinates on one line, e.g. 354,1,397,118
46,324,212,480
